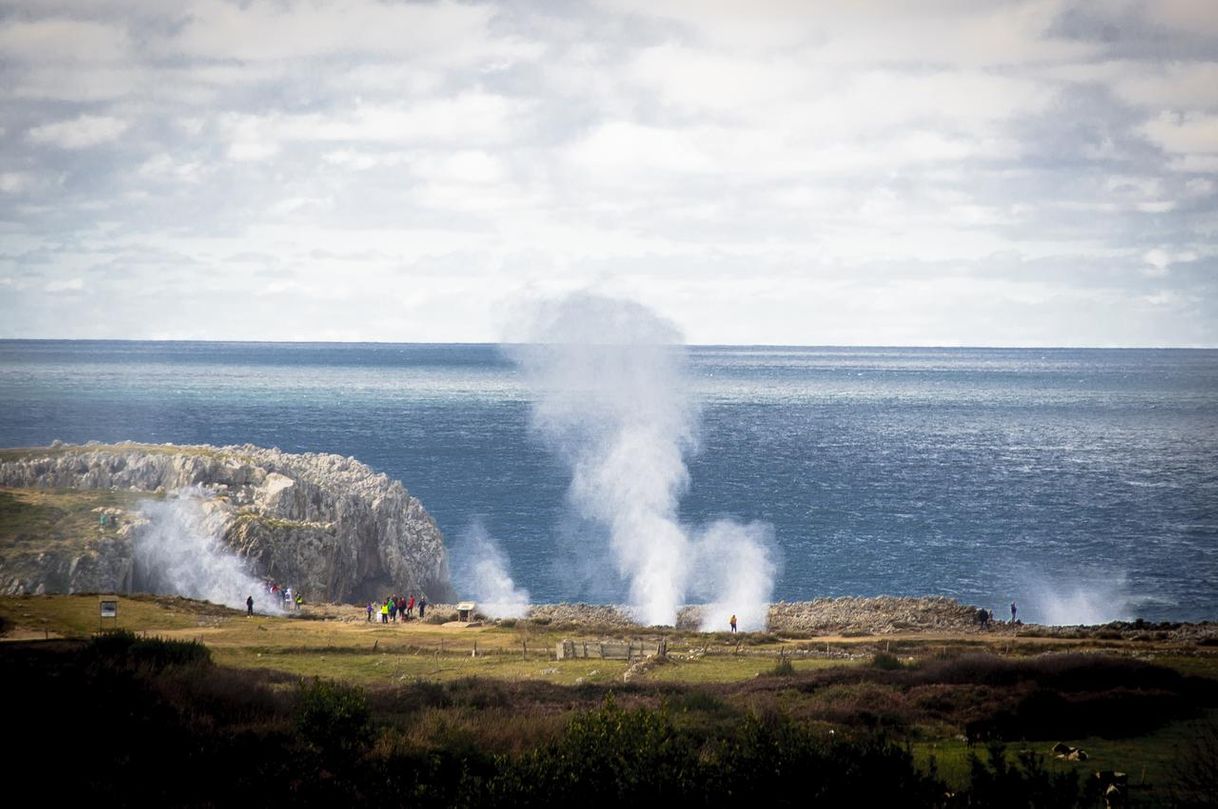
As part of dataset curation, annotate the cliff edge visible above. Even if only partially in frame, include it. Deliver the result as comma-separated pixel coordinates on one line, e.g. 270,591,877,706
0,442,453,603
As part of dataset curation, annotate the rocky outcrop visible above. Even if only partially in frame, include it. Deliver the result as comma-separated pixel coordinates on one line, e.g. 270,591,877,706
765,596,983,634
450,597,989,633
0,442,453,603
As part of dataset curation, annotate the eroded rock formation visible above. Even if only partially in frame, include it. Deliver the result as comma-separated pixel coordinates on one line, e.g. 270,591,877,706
0,442,453,603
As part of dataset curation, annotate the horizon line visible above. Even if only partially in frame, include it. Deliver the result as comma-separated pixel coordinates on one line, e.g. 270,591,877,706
0,337,1216,351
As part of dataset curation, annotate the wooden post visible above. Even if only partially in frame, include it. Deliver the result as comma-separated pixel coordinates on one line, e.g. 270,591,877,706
522,638,528,660
472,640,478,658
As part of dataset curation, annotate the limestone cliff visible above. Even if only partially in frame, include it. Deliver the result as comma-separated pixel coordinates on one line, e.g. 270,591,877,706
0,442,453,603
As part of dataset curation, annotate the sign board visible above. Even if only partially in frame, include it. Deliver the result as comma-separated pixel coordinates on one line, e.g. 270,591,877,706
99,600,118,619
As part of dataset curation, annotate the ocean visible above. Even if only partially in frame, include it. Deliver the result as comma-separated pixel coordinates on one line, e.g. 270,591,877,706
1,340,1215,624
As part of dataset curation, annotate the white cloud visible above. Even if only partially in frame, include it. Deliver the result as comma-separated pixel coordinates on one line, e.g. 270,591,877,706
1112,61,1218,110
26,115,130,149
1142,0,1218,37
0,172,35,193
219,93,526,160
1143,112,1218,155
0,19,130,62
414,150,507,184
1143,247,1199,277
167,0,539,68
45,278,85,293
0,0,1214,346
137,154,206,183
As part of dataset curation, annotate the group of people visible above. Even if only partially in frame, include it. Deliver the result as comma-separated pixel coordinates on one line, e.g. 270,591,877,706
245,581,304,615
367,593,427,623
266,580,303,611
976,601,1021,628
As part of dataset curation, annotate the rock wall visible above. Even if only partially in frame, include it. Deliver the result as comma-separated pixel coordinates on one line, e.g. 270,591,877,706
0,442,453,603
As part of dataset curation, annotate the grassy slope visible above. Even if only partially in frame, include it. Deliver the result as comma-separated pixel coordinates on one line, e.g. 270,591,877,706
0,443,246,462
0,487,149,552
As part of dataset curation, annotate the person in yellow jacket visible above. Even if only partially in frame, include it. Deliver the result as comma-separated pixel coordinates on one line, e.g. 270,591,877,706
380,601,389,624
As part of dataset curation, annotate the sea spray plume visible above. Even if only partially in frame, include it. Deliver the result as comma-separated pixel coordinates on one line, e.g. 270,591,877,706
133,488,281,614
1025,571,1132,625
511,293,777,628
511,294,695,625
451,520,531,619
690,520,777,632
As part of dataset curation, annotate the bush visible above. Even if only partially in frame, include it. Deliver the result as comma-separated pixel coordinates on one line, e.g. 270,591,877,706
294,677,372,757
1169,718,1218,808
872,652,903,670
488,695,699,805
948,742,1090,809
86,629,211,670
769,656,796,676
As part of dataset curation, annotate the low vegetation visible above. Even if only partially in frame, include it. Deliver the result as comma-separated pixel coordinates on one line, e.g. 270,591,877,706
2,595,1217,805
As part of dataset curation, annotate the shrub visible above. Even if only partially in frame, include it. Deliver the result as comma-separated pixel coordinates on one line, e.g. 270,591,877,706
769,656,796,676
488,695,700,805
86,629,211,670
1170,718,1218,808
872,652,903,670
949,742,1090,809
294,677,372,757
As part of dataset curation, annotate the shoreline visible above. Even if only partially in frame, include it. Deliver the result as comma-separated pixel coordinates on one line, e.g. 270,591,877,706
381,596,1218,642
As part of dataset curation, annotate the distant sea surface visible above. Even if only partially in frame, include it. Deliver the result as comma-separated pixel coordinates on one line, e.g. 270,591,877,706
1,341,1215,624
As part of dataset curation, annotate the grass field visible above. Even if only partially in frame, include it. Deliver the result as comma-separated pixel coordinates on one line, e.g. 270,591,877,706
3,594,1216,806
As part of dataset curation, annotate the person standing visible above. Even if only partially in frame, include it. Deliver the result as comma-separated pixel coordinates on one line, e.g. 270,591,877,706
366,601,373,622
246,595,254,616
407,594,415,618
1010,601,1018,623
730,614,737,633
419,597,427,620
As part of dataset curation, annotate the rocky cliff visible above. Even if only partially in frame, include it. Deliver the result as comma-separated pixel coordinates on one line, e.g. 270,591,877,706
0,442,453,603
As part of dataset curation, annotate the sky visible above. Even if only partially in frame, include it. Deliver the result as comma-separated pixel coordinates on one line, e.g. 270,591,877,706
0,0,1215,346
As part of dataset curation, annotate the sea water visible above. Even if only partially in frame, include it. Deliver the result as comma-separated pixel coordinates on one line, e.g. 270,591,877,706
1,340,1215,624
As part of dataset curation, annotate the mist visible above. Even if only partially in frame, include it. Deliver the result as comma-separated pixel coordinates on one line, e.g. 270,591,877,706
133,489,280,614
450,520,531,619
1018,570,1132,625
510,293,776,627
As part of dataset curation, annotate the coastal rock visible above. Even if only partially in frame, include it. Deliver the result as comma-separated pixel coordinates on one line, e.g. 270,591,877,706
765,596,983,634
0,442,453,603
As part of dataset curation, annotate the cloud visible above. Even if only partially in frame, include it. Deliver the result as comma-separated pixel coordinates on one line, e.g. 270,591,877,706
0,0,1214,346
45,277,85,292
1142,112,1218,155
0,18,131,63
166,0,537,67
0,172,35,193
26,115,130,148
